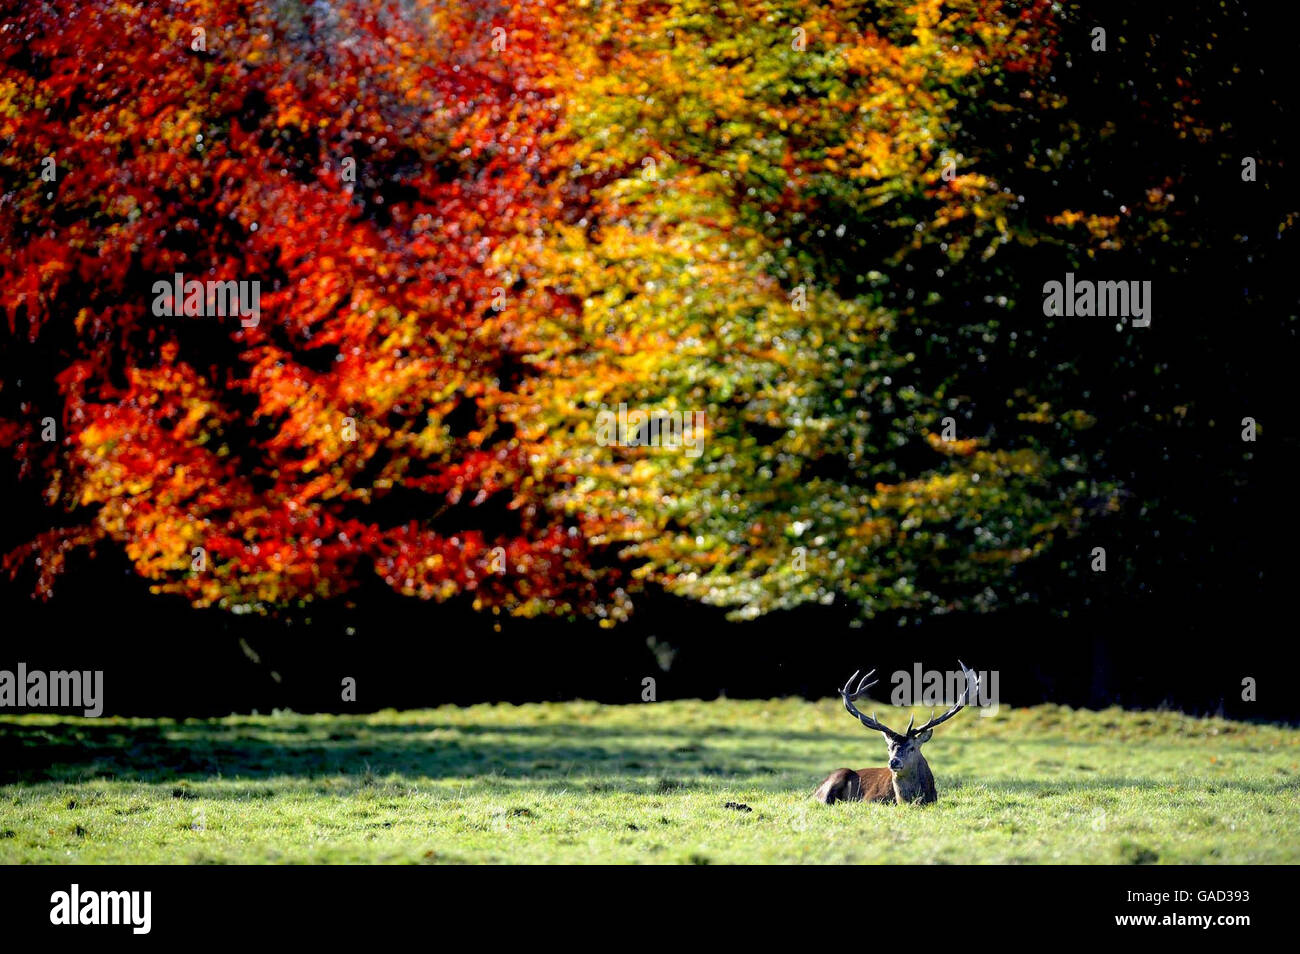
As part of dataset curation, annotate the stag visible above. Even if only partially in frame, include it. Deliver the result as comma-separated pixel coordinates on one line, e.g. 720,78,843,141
814,661,980,805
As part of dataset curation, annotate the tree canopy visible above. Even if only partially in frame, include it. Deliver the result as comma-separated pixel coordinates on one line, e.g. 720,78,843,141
2,1,1284,625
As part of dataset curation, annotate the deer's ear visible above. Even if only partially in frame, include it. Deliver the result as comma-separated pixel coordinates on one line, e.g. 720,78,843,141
914,729,933,744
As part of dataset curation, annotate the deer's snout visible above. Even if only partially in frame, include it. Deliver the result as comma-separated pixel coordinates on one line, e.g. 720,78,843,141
888,757,903,771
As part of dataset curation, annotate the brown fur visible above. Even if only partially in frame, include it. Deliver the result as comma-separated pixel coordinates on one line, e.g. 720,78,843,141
818,662,978,806
814,757,937,805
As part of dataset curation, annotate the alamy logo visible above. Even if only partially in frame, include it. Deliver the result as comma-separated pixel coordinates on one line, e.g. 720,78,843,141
152,272,260,327
595,403,706,458
50,884,151,934
890,664,999,716
0,663,103,717
1042,272,1151,327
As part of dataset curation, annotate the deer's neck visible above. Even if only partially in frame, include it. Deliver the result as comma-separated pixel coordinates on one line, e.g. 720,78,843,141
892,755,937,804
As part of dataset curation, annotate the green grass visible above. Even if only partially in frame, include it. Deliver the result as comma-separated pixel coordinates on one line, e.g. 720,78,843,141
2,700,1298,863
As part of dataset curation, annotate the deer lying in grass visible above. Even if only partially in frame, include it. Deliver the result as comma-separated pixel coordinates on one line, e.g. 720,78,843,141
814,661,980,805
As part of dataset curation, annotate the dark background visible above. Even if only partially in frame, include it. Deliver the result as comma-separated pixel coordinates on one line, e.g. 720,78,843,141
1,513,1296,721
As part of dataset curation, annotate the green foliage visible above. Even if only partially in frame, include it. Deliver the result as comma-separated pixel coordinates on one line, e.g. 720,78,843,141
4,0,1282,625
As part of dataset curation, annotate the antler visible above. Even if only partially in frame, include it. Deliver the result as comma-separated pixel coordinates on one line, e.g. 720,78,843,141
838,669,901,737
908,660,981,736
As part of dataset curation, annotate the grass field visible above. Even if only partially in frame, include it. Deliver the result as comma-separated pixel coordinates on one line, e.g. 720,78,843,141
2,699,1298,864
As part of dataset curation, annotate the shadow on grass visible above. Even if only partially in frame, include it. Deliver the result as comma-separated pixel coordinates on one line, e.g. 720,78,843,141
0,718,817,787
942,776,1298,796
4,719,1290,799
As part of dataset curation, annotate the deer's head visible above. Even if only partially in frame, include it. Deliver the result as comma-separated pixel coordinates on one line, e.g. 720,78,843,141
838,662,981,780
